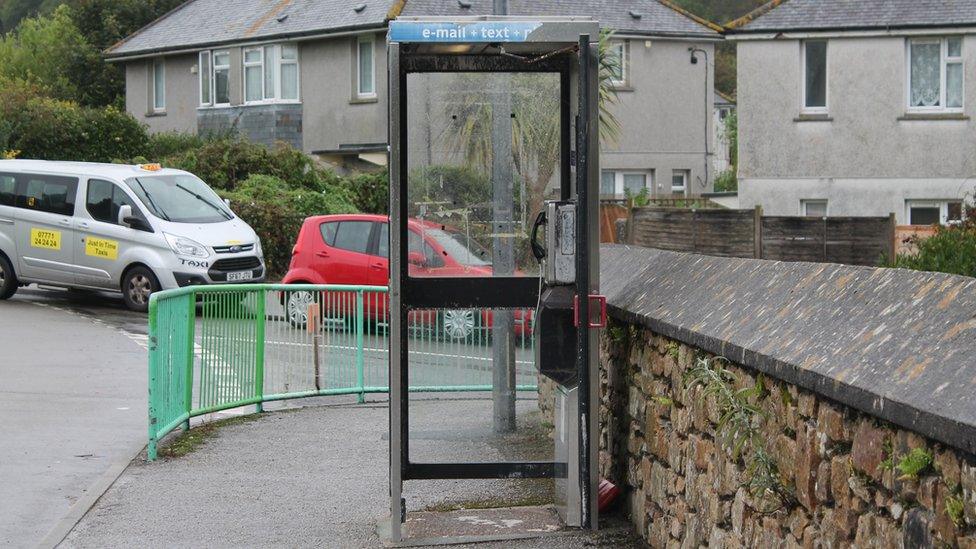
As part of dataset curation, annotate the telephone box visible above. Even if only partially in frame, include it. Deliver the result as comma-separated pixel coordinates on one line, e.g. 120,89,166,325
386,16,602,542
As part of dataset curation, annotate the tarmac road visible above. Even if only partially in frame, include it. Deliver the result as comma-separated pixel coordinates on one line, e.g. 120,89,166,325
0,288,147,547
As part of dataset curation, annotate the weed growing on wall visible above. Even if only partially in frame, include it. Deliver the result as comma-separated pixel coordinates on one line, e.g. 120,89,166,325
684,356,795,513
895,447,934,480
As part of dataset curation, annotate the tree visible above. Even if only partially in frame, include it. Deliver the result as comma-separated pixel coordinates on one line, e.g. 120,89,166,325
0,5,93,102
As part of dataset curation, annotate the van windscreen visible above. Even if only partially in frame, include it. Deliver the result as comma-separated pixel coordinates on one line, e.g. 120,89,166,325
125,175,232,224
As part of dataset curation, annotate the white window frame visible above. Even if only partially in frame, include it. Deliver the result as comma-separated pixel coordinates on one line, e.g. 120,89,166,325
905,199,965,225
151,58,165,112
671,170,688,196
801,199,828,217
801,40,828,114
211,50,231,107
278,44,300,102
907,37,964,113
242,47,265,104
609,40,628,87
199,51,212,106
602,170,653,197
357,35,376,99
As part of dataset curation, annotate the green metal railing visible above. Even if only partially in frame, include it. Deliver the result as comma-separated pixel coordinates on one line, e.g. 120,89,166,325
148,284,538,460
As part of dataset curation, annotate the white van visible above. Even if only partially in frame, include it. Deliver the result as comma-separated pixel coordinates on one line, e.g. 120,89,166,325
0,160,265,311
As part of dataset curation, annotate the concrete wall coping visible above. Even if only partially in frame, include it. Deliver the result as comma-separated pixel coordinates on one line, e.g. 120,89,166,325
601,244,976,455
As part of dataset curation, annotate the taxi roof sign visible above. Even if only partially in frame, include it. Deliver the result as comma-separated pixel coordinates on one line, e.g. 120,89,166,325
137,163,162,172
389,17,599,44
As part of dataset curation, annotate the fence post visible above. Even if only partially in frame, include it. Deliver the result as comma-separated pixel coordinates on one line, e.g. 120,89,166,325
888,212,897,262
182,292,195,432
356,289,366,404
753,205,763,259
148,298,159,462
254,288,266,413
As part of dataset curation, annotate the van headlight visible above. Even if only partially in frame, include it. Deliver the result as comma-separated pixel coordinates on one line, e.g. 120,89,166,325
164,233,210,258
255,238,264,259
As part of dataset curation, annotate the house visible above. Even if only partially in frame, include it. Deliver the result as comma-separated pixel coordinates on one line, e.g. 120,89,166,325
105,0,722,196
713,89,735,175
728,0,976,224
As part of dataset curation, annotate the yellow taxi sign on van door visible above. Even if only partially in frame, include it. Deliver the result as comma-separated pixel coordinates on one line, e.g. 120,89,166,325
30,228,61,250
85,237,119,260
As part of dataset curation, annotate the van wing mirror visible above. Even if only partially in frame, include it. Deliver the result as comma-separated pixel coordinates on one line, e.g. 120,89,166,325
118,205,133,226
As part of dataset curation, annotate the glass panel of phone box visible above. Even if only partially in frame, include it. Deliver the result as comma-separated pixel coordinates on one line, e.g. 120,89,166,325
404,72,560,471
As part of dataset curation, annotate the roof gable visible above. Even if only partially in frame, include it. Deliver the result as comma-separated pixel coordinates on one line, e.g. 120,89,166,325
107,0,721,58
729,0,976,33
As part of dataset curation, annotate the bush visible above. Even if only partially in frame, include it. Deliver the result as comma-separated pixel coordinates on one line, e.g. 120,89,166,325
713,169,737,192
221,174,357,277
0,85,149,162
343,171,389,214
892,224,976,277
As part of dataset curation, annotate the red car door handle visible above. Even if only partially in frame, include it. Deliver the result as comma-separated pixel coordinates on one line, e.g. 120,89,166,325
370,262,385,270
315,251,329,258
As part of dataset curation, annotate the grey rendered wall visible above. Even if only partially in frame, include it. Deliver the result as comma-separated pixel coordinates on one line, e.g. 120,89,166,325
736,36,976,220
602,39,715,196
125,54,200,134
301,32,388,153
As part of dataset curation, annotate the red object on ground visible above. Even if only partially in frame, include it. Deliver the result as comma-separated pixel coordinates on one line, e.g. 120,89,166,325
598,478,621,512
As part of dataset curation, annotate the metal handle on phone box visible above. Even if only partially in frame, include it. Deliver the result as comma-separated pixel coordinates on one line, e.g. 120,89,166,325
573,294,607,328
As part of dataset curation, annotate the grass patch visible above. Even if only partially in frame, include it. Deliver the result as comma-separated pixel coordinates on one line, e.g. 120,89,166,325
157,413,266,459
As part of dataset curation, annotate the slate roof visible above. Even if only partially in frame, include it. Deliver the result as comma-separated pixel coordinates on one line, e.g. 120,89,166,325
729,0,976,33
106,0,721,58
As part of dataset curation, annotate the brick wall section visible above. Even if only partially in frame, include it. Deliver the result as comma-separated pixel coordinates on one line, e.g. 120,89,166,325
197,104,302,150
596,324,976,547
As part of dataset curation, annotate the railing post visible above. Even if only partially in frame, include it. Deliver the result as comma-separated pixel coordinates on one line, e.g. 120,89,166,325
148,297,159,462
254,289,266,413
356,289,365,404
182,291,195,432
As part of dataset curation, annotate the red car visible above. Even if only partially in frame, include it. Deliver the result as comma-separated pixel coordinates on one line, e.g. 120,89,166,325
281,214,532,340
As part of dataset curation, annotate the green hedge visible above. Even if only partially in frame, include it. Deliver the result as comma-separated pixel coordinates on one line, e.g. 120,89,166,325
892,225,976,277
0,84,148,162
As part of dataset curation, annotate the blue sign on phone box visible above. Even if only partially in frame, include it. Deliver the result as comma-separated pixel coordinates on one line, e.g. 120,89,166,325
389,21,543,43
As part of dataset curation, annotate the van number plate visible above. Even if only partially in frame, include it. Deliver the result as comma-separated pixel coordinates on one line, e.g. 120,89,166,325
226,271,254,282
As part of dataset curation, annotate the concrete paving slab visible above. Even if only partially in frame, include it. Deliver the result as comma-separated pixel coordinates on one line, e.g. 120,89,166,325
61,400,639,548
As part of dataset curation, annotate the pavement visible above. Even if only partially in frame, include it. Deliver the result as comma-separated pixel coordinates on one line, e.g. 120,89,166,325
0,290,148,547
61,399,641,548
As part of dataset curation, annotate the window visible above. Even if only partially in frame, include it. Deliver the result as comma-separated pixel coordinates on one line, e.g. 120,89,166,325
17,175,78,216
280,44,299,100
801,199,828,217
320,222,338,245
601,170,652,197
357,36,375,97
671,170,688,196
220,44,299,105
86,180,137,225
623,173,647,196
377,223,389,258
243,48,264,103
213,51,231,105
909,37,963,112
609,41,627,86
408,230,444,268
802,40,827,112
152,58,166,112
333,221,372,253
199,51,212,105
600,171,615,196
0,174,15,207
907,200,964,225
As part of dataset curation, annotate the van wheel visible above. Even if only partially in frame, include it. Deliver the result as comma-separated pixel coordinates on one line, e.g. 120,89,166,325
0,255,18,300
122,266,159,313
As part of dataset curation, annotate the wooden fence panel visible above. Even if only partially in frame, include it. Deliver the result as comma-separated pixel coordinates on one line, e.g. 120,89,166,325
600,204,629,244
623,207,893,267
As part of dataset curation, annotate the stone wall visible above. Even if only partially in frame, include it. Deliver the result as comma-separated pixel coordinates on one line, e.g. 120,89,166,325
538,245,976,547
599,324,976,547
